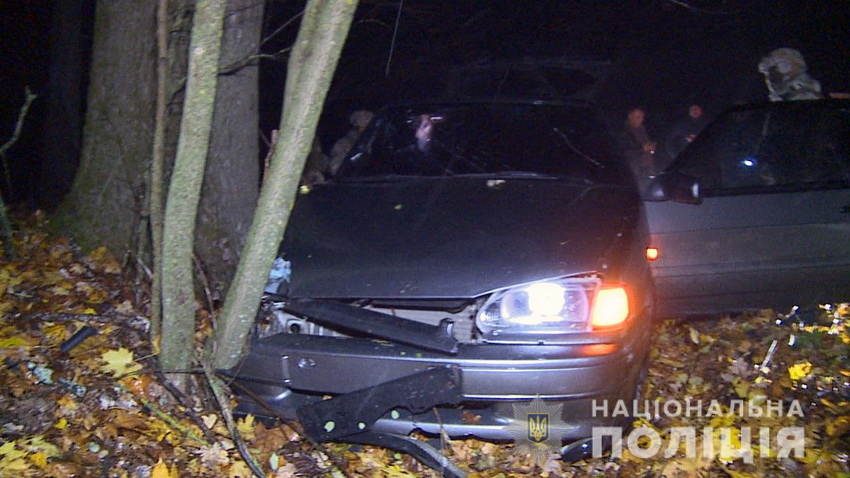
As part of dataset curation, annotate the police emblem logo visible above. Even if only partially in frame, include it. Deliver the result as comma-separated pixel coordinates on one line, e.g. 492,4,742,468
527,412,549,443
507,396,574,465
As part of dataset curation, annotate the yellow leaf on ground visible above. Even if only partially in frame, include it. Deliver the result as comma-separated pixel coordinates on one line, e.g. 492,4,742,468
89,246,121,274
827,415,850,436
57,394,78,411
0,441,18,455
658,357,685,368
0,441,31,474
30,451,47,469
100,348,143,378
151,458,179,478
788,361,812,381
0,335,38,347
228,460,252,478
236,415,256,441
732,377,749,398
688,326,700,344
726,471,758,478
43,323,70,342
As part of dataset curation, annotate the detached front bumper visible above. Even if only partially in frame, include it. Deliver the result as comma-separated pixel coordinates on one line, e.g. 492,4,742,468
225,319,649,442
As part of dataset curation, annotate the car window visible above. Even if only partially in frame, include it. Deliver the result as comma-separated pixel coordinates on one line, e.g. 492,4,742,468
669,102,850,195
337,104,631,186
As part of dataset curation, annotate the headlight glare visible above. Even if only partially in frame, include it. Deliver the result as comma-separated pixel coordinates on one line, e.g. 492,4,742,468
476,279,592,336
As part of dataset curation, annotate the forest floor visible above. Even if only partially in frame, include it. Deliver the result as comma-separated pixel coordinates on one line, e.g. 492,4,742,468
1,211,849,477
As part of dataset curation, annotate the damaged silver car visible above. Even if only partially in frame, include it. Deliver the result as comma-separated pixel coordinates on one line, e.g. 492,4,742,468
223,102,656,473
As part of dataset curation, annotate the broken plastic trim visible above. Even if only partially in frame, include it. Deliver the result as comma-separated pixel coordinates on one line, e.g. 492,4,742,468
284,298,460,354
296,366,462,442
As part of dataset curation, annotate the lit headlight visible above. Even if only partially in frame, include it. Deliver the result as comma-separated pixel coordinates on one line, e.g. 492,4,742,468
475,278,630,338
476,279,592,336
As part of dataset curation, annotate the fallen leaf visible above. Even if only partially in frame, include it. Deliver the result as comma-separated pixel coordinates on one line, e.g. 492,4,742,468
229,460,252,478
151,458,175,478
236,415,256,441
826,415,850,437
29,451,47,469
688,327,700,345
200,443,230,469
100,348,143,378
0,336,38,347
202,414,218,429
788,361,812,381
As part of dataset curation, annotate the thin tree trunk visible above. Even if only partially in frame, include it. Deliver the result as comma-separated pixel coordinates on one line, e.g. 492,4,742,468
195,0,264,297
212,0,359,370
149,0,169,346
160,0,228,380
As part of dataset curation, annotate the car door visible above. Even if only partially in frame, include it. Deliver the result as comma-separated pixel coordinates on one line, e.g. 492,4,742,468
645,100,850,317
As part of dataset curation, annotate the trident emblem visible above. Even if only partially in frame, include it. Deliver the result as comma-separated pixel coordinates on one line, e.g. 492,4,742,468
527,413,549,443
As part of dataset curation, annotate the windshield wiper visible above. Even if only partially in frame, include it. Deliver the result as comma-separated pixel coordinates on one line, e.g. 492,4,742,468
336,174,433,183
451,171,562,180
551,126,603,167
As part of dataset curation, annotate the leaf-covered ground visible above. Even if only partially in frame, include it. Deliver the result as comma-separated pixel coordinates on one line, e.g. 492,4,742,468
1,211,849,477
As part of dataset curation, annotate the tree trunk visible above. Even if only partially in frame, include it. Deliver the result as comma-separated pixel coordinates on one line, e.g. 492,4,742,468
195,0,264,296
160,0,228,378
212,0,359,370
54,0,157,253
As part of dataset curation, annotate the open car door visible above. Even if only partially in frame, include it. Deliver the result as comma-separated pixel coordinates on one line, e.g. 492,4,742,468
645,100,850,317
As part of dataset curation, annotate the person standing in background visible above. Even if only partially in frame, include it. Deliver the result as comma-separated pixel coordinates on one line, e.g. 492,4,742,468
666,103,708,160
619,107,658,183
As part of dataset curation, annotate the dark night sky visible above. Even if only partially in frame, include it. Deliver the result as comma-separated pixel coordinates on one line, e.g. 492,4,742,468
343,1,849,110
262,0,850,148
1,0,849,204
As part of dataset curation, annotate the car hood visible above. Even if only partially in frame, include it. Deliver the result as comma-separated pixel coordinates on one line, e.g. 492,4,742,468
282,177,639,299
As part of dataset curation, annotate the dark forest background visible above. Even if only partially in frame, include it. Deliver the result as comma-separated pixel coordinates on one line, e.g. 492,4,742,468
2,0,848,208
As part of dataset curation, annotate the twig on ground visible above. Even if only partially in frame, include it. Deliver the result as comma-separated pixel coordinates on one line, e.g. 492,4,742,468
17,312,150,334
155,370,218,443
192,254,217,318
114,379,211,445
201,361,267,478
225,378,352,476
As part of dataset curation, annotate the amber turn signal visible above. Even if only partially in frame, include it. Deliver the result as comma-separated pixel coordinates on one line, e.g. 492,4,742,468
590,286,629,328
646,246,659,261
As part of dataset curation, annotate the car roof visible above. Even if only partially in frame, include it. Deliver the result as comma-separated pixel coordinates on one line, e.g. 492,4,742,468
720,98,850,113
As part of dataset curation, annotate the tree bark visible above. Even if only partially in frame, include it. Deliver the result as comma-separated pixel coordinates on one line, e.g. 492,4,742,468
212,0,359,370
195,0,264,296
149,0,170,343
160,0,228,377
55,0,157,253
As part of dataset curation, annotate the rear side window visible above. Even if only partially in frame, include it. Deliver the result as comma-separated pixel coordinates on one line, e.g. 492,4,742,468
671,102,850,195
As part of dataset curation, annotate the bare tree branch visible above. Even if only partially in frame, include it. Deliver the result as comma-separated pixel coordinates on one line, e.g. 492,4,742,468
0,86,37,260
218,46,292,75
663,0,737,15
0,87,38,194
260,9,304,47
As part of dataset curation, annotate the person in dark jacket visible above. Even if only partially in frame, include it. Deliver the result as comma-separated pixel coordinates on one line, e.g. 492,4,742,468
666,103,708,159
619,107,658,182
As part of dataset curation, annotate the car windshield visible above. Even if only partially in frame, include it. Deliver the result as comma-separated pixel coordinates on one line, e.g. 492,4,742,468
336,103,630,186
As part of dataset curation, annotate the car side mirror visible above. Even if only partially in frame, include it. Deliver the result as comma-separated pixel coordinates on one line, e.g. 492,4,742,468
643,171,702,204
